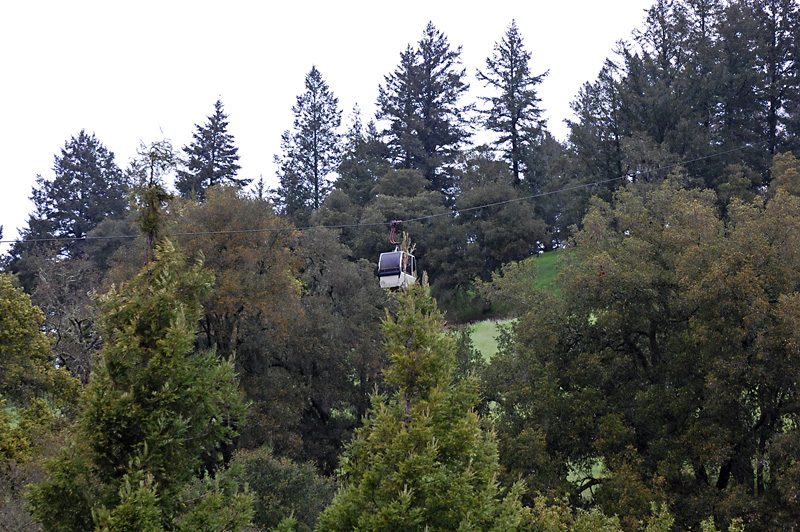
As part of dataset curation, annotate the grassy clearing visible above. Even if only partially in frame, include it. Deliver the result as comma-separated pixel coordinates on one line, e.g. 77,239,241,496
467,250,564,360
469,319,513,361
531,248,564,295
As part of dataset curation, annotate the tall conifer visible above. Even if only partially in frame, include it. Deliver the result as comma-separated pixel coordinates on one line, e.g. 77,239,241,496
5,130,127,290
28,240,252,532
316,282,525,532
477,20,548,186
377,23,472,194
12,131,125,248
274,66,342,222
176,100,245,200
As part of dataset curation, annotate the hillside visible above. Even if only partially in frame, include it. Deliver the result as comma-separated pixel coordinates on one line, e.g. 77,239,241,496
469,249,564,360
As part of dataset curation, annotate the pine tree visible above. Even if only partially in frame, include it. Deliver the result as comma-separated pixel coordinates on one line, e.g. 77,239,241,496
4,130,127,291
12,131,126,251
336,106,391,208
377,23,472,194
40,130,127,242
274,66,342,222
477,20,548,186
378,44,425,172
176,100,246,200
316,282,525,532
27,240,252,532
567,61,625,193
751,0,800,157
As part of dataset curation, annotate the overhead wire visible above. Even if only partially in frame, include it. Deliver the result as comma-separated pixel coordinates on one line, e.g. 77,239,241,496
0,139,771,246
404,138,772,222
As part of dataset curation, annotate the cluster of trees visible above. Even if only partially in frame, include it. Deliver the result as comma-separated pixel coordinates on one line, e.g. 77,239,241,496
3,1,800,530
569,0,800,189
12,2,798,311
482,156,800,530
271,0,800,309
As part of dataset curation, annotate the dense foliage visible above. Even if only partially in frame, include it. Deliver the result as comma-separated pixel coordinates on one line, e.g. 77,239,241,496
317,283,526,531
485,172,800,531
0,274,79,409
27,240,251,532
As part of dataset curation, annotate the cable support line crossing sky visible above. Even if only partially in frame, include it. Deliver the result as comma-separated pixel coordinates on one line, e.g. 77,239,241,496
0,139,771,246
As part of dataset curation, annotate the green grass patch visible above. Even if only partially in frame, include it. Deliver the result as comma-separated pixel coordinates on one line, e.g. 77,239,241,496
467,250,565,360
469,319,513,361
531,248,564,295
464,250,567,360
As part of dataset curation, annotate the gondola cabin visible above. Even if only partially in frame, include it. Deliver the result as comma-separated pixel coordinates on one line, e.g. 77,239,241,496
377,249,417,289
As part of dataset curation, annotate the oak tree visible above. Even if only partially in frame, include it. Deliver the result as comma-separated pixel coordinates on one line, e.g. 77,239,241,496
485,177,800,530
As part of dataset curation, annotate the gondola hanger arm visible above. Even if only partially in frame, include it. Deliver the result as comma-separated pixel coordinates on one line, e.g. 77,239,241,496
390,220,402,246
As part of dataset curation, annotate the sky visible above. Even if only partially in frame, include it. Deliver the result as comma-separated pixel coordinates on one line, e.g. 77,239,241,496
0,0,655,248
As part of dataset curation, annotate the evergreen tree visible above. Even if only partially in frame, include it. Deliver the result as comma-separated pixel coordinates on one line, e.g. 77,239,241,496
3,132,131,378
0,273,79,409
377,45,419,170
38,130,127,243
316,283,525,532
568,61,625,180
617,0,693,147
336,106,391,208
176,100,245,200
715,0,764,158
27,240,252,532
477,20,548,186
3,133,127,300
6,131,127,280
377,22,472,194
751,0,799,157
274,66,342,222
567,0,799,196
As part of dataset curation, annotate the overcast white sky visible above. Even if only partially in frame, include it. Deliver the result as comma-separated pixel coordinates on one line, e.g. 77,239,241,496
0,0,654,246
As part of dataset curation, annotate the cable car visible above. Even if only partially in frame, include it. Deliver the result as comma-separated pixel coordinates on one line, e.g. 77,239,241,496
377,220,418,289
377,248,417,289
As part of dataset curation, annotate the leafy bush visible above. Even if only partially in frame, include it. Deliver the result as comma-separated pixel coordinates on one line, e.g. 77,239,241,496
236,447,335,532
